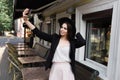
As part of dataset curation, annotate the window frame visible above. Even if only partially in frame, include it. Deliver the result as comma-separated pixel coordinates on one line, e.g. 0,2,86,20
85,16,112,66
75,0,116,79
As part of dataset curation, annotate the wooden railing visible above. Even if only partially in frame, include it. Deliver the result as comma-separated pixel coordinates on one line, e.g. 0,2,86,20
7,42,50,80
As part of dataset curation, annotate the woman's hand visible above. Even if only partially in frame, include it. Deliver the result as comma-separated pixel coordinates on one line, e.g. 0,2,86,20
23,8,30,21
22,8,35,30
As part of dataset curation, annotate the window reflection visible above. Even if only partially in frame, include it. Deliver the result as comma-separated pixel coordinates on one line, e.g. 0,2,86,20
86,19,111,66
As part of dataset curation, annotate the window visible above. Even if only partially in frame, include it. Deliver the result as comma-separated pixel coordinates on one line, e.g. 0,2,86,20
84,9,112,66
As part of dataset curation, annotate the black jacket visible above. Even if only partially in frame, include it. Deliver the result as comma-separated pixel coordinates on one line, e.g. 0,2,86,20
32,27,86,73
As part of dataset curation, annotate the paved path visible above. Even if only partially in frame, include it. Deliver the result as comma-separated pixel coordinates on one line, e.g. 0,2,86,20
0,36,24,80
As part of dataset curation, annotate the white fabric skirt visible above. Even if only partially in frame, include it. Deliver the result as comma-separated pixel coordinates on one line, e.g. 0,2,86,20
49,62,75,80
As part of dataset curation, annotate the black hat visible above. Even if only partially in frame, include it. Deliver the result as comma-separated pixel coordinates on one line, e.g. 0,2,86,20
58,17,76,33
58,17,72,26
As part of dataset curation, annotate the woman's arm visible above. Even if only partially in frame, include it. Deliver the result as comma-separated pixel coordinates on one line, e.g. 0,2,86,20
32,27,53,42
22,8,53,42
23,8,35,30
74,32,86,48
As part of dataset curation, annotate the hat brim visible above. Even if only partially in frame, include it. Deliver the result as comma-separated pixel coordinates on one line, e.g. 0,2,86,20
58,17,73,26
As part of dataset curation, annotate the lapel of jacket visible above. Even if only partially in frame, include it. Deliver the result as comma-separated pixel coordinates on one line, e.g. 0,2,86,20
51,36,60,58
69,40,75,59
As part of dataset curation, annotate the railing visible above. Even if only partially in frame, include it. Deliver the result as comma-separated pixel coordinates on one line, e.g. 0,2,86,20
7,42,50,80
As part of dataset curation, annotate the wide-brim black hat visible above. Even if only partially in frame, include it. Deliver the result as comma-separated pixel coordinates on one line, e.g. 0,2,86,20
58,17,76,33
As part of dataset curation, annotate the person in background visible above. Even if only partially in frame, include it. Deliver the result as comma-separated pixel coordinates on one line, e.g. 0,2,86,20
23,8,86,80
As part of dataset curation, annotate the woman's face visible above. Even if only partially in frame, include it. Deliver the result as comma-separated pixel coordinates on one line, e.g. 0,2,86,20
60,23,68,37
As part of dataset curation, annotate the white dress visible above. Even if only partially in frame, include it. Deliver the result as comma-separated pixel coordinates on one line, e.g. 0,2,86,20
49,44,75,80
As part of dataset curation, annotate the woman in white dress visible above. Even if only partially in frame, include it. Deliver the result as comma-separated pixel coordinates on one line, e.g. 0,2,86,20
22,8,86,80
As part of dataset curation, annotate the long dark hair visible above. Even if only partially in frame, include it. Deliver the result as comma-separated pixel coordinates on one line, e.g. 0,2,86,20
58,17,76,41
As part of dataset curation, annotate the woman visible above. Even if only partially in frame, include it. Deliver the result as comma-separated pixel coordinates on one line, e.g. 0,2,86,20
23,8,86,80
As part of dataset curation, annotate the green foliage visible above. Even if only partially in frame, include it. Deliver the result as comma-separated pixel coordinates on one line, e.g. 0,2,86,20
0,0,13,31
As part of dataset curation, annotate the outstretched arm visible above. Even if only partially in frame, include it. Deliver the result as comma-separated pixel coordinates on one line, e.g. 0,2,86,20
23,8,35,30
22,8,53,42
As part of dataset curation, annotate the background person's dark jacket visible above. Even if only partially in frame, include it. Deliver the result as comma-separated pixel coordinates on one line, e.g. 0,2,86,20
32,27,86,73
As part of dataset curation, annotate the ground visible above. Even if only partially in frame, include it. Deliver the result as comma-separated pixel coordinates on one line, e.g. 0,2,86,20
0,35,24,80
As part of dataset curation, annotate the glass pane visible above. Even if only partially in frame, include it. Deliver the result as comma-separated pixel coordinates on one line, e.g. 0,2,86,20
86,19,111,66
